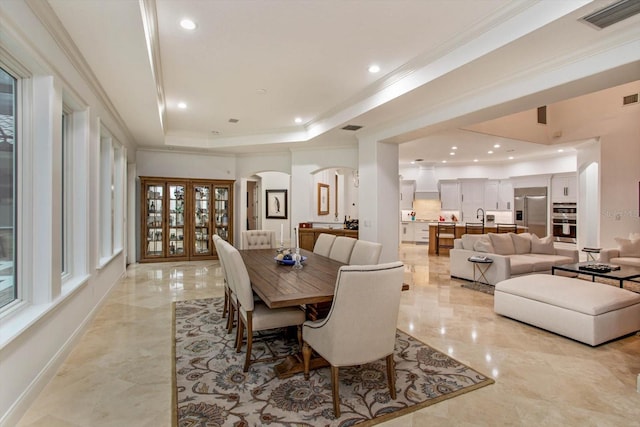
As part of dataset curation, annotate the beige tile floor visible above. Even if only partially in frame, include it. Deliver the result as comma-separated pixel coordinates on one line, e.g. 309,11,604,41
16,244,640,426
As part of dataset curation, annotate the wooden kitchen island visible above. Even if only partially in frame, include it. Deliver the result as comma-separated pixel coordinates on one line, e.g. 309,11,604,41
299,228,358,251
427,223,528,255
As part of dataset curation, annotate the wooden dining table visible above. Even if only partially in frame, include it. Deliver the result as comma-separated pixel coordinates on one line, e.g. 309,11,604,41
238,248,344,320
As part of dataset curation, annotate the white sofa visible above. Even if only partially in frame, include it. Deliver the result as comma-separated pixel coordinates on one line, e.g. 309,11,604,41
599,234,640,268
450,233,578,285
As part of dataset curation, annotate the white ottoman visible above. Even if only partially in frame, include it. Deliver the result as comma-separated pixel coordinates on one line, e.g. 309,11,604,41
494,274,640,346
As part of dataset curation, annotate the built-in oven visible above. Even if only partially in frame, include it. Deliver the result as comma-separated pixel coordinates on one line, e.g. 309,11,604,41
552,203,577,243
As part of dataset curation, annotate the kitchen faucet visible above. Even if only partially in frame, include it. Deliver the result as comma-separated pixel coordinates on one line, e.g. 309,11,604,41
476,208,485,224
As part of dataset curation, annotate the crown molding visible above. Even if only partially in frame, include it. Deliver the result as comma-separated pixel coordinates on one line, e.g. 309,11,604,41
139,0,166,134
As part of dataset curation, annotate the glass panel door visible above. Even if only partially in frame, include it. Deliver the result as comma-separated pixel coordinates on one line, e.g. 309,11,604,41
168,184,186,257
214,185,230,241
193,184,212,255
145,183,164,258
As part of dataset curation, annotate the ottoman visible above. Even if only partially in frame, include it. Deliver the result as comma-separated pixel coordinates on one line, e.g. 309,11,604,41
494,274,640,346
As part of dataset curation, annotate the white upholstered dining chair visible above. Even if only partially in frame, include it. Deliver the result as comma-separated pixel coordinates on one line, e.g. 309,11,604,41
213,235,235,333
348,240,382,265
302,261,404,417
328,236,357,263
313,233,336,257
221,242,306,372
241,230,276,249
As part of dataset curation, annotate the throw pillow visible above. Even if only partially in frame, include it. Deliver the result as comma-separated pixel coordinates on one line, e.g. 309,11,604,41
462,234,484,250
615,237,640,257
473,236,494,253
488,233,516,255
511,232,532,254
531,234,555,254
628,232,640,241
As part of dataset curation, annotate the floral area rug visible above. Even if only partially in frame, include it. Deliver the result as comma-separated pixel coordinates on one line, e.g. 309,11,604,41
173,298,494,426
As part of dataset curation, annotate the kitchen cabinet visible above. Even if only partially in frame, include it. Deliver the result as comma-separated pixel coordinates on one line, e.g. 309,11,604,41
401,222,415,242
400,180,416,210
439,181,460,210
485,180,513,210
413,222,430,244
298,228,358,251
140,177,234,262
551,174,577,203
460,180,485,222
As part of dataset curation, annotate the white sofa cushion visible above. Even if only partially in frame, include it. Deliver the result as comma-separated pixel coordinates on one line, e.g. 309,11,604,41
496,275,640,316
610,257,640,268
511,233,532,254
473,236,494,253
531,234,555,254
489,233,516,255
508,255,536,275
461,234,485,250
629,232,640,240
615,237,640,257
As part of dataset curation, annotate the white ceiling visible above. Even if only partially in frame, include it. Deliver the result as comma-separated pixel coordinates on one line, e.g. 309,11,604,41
45,0,640,166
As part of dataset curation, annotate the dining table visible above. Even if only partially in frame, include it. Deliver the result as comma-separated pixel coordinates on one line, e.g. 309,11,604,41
238,247,410,378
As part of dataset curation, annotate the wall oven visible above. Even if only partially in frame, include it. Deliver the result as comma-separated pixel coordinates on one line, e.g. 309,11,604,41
552,203,577,243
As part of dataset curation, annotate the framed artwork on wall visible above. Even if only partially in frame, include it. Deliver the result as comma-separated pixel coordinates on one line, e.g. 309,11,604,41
266,189,288,219
318,183,329,216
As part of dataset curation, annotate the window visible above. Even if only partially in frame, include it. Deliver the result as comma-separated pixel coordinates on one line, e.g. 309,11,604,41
99,126,125,264
0,66,17,309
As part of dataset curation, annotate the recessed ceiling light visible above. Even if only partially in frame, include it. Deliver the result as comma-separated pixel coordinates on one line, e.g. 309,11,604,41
368,64,380,73
294,117,302,124
177,102,187,109
473,159,479,162
493,144,501,148
488,150,493,154
508,156,514,160
441,160,447,163
410,161,415,164
451,146,458,150
449,152,455,156
180,19,197,30
558,149,564,152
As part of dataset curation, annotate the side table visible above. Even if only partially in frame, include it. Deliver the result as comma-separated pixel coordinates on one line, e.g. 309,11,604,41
582,247,601,263
468,256,494,285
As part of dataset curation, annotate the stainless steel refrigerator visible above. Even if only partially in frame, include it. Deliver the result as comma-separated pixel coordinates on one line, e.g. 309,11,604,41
514,187,548,237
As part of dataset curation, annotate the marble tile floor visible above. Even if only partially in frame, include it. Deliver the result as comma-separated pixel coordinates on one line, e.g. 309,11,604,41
16,244,640,426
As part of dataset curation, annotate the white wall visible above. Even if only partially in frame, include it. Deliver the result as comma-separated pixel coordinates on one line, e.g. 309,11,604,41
258,172,291,247
136,149,236,180
0,2,131,425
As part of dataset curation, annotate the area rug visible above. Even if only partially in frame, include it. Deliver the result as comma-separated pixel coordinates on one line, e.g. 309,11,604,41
173,298,494,426
460,281,495,295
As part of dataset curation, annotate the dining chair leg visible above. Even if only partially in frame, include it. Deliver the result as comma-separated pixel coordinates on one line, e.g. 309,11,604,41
302,342,312,380
331,365,341,418
235,314,244,353
226,301,235,334
386,354,397,399
222,288,228,318
242,311,254,372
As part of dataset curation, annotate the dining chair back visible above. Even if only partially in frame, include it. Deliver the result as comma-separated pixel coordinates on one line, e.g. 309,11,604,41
214,236,237,333
222,242,305,372
435,222,456,255
349,240,383,265
241,230,276,249
313,233,336,257
328,236,357,263
302,261,404,417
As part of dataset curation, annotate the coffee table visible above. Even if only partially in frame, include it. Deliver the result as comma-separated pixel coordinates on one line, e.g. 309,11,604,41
552,262,640,289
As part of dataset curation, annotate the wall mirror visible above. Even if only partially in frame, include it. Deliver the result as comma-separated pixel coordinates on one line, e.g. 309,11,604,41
317,183,330,215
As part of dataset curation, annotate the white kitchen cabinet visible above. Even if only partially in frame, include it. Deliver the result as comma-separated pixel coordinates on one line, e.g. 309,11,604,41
485,180,513,210
461,180,485,222
400,180,416,210
551,174,577,203
498,180,513,210
413,222,430,244
439,181,460,210
401,221,415,242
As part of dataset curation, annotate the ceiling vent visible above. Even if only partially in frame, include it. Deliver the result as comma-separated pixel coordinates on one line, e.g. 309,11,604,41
580,0,640,29
228,118,239,123
623,93,639,105
341,124,363,131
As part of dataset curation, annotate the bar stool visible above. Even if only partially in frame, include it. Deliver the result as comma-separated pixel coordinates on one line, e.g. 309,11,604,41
496,223,517,234
436,222,456,255
464,222,484,235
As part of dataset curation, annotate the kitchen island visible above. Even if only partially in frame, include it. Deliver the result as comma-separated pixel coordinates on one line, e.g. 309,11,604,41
427,223,528,255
